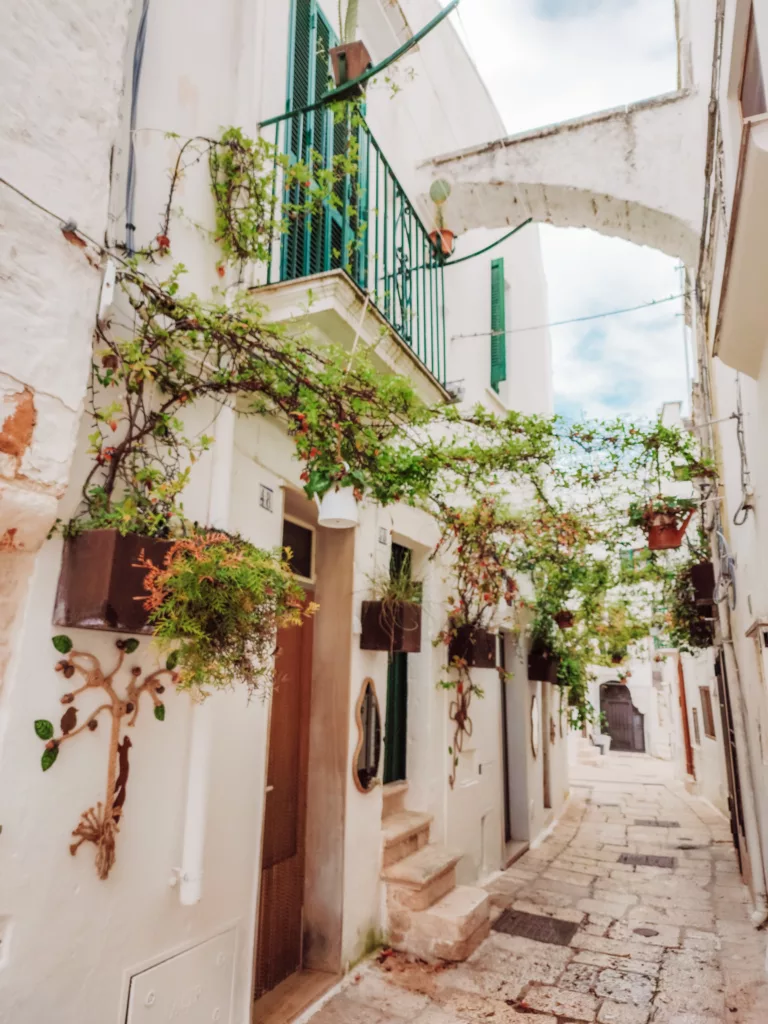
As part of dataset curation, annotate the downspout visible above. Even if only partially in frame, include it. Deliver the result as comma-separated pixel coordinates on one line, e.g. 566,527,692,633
178,403,236,906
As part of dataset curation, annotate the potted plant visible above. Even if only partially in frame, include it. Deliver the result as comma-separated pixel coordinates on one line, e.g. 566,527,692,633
555,609,575,629
527,640,561,684
447,621,497,668
360,563,423,654
329,2,372,95
628,496,697,551
594,713,612,756
138,531,315,694
428,179,455,258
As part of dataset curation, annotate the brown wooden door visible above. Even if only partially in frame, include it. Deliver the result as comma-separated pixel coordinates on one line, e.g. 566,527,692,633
600,683,646,753
254,606,314,1001
677,659,696,779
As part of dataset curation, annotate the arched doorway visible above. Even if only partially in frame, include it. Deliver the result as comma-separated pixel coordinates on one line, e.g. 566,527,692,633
600,682,645,753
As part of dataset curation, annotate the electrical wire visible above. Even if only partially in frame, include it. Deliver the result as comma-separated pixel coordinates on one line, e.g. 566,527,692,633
451,292,689,339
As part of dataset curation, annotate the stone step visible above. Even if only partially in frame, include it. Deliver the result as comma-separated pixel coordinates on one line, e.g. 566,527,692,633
382,843,461,911
382,779,408,819
381,810,432,868
388,886,491,962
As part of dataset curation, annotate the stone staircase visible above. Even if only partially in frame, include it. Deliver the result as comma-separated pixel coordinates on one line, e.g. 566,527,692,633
380,782,490,961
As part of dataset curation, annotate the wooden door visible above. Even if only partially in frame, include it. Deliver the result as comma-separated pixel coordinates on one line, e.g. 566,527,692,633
677,660,696,778
601,684,646,753
254,607,314,1001
715,651,749,876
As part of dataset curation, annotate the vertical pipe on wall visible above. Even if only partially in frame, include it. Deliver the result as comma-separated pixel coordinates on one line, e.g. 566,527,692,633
179,402,236,906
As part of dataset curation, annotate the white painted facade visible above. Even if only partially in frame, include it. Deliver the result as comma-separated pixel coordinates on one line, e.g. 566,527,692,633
0,2,564,1022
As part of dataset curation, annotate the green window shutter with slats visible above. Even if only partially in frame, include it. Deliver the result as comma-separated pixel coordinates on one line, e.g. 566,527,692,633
490,257,507,393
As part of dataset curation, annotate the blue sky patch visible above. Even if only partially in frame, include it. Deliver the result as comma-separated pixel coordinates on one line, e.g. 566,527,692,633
574,326,607,362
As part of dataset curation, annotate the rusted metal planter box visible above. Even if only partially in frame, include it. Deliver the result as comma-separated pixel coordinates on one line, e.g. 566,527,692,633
449,625,496,668
54,530,172,633
360,600,422,653
527,648,561,685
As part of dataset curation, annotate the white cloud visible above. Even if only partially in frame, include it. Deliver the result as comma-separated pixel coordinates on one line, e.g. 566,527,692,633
447,0,687,419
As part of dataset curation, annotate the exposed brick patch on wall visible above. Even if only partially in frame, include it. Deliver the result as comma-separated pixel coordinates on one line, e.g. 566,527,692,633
0,386,36,461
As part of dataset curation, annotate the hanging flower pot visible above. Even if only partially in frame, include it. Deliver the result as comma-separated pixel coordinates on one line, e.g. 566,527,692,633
329,40,372,95
360,600,422,653
428,229,455,258
629,497,696,551
316,486,359,529
611,653,624,665
554,610,574,630
449,624,496,668
54,530,173,633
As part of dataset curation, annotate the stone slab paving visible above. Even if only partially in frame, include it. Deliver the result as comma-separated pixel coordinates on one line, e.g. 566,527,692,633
304,753,768,1024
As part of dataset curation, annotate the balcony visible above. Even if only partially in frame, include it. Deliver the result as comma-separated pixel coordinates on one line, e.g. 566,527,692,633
261,107,448,390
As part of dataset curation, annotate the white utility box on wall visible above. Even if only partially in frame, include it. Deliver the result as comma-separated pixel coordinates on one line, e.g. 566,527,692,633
125,929,236,1024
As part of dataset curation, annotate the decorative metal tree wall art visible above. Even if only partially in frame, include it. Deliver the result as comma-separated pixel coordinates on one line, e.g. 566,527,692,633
35,634,177,880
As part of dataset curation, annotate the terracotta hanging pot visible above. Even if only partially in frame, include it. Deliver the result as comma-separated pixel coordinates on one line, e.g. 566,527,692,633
428,229,455,258
646,508,695,551
554,610,574,630
329,40,372,95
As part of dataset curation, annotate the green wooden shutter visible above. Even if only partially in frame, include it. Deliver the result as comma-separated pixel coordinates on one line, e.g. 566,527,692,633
490,257,507,393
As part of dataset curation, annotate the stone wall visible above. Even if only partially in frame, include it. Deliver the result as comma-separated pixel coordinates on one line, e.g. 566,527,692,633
0,0,133,685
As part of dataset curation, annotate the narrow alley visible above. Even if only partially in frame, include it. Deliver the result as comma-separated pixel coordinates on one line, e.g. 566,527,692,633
306,753,768,1024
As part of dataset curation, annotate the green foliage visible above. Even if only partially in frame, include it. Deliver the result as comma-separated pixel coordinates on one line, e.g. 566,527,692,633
41,746,59,772
154,704,166,722
139,531,315,695
34,720,54,741
52,635,72,654
627,495,698,529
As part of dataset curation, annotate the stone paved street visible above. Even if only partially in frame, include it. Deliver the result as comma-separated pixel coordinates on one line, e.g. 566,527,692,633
305,753,768,1024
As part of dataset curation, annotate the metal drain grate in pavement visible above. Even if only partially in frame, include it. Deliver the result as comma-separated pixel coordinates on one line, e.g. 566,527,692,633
634,819,680,828
619,853,677,868
492,909,579,947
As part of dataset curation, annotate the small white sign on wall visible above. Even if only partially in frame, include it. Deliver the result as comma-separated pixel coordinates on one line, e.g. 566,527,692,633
125,929,236,1024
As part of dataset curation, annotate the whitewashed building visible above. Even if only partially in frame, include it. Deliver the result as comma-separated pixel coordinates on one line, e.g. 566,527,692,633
0,2,566,1022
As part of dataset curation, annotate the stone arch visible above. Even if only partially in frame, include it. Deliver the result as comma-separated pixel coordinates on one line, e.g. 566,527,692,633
421,90,707,267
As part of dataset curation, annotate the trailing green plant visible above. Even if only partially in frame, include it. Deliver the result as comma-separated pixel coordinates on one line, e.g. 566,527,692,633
628,495,698,530
138,531,316,695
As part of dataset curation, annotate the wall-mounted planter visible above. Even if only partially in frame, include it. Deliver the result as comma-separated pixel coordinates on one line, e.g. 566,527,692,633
449,625,496,668
360,600,422,653
690,561,715,606
54,529,172,633
527,647,561,685
554,610,574,629
329,40,372,95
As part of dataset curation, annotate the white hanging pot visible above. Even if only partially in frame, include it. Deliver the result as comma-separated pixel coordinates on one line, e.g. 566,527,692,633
315,486,359,529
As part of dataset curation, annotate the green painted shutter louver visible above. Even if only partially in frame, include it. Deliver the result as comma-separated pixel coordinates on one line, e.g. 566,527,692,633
490,257,507,393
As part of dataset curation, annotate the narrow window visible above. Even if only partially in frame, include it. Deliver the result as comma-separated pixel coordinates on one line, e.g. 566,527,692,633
741,7,767,118
490,258,507,393
691,707,701,746
282,517,315,582
700,686,717,739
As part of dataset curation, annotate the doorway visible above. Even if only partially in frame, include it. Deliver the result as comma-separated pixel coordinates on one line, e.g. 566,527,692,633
383,543,412,785
499,635,513,843
541,683,552,809
715,651,749,877
254,604,314,1001
676,660,696,777
600,683,646,753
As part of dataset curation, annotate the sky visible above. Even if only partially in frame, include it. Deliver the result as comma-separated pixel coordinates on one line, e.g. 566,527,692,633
447,0,690,421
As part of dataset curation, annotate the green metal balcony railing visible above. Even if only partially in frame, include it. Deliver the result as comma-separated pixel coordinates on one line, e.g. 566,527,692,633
265,108,447,386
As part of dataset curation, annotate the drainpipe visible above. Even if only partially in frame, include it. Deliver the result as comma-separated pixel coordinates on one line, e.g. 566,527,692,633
178,402,236,906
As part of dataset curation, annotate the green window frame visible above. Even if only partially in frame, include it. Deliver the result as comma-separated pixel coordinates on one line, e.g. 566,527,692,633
490,257,507,393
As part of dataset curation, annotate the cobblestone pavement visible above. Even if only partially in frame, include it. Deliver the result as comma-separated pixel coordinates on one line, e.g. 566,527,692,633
305,752,768,1024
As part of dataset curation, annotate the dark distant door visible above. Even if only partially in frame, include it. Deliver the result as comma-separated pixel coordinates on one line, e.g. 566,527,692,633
383,543,411,784
601,683,645,753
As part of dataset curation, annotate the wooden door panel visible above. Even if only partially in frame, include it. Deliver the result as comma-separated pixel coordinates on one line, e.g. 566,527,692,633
254,607,314,1001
